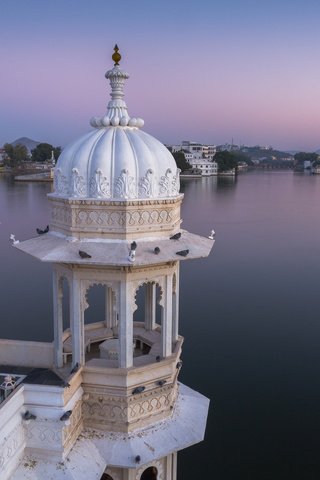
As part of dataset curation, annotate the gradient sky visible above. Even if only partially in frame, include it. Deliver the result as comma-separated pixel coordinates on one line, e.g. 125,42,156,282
1,0,320,151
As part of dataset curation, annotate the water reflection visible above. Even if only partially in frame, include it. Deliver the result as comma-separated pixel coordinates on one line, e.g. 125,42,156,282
1,172,320,479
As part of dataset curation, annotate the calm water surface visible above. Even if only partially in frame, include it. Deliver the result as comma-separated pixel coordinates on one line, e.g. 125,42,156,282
1,171,320,479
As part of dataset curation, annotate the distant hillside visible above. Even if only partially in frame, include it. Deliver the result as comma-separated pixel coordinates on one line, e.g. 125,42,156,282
10,137,41,154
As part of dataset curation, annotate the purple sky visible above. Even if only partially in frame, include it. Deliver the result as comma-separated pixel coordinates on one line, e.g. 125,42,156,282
1,0,320,151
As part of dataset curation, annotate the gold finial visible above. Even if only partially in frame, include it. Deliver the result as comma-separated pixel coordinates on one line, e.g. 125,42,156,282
112,44,121,66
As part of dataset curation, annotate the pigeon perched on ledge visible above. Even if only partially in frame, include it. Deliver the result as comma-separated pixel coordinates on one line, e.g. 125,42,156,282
176,249,189,257
170,232,181,240
36,225,49,235
79,250,91,259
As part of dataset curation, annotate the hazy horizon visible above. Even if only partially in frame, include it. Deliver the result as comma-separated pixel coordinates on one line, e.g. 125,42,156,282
1,0,320,152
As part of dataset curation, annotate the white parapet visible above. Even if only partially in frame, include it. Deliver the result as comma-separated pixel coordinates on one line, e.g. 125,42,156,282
11,382,209,479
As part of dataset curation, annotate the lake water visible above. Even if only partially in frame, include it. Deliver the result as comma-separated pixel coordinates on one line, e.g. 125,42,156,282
1,171,320,479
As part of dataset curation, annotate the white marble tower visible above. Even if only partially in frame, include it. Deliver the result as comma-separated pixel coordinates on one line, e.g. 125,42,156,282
11,46,214,479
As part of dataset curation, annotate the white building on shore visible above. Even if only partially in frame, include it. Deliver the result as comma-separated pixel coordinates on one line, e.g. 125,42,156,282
171,141,218,176
1,46,214,480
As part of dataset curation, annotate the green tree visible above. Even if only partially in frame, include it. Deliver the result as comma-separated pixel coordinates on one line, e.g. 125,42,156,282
294,152,319,164
167,148,190,172
31,143,61,162
214,150,238,173
3,143,28,166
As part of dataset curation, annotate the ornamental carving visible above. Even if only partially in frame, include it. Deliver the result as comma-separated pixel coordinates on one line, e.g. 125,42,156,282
25,421,62,447
71,168,86,197
133,280,164,314
159,168,180,197
89,169,111,198
114,169,136,198
54,168,69,196
82,281,118,314
73,208,176,229
51,205,72,224
0,423,24,473
139,169,155,198
82,384,175,430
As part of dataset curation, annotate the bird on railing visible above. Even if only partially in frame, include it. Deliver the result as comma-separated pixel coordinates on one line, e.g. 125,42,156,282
36,225,49,235
9,234,19,245
154,247,160,255
208,229,215,239
170,232,181,240
79,250,91,259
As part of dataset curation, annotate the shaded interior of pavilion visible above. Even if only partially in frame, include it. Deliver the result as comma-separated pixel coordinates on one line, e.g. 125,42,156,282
55,277,181,371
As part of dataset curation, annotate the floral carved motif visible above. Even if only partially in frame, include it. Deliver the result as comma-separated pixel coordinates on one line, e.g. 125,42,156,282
89,169,111,198
71,168,86,197
54,168,69,196
114,169,136,198
53,165,181,199
159,168,181,197
139,169,155,198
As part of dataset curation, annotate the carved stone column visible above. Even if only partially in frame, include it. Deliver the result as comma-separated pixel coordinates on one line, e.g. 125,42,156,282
162,274,173,358
52,268,63,368
172,266,180,343
70,276,85,366
105,286,114,328
119,280,133,368
145,283,156,331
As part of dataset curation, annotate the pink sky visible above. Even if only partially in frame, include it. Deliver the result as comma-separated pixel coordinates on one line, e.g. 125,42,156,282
1,0,320,151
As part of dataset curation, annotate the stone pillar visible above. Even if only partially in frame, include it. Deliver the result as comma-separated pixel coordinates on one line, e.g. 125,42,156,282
162,274,173,358
145,283,156,331
172,267,180,343
70,276,85,366
52,269,63,368
171,452,177,480
105,286,114,328
119,280,133,368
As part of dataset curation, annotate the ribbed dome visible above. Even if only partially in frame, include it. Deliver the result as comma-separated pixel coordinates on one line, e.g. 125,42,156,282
52,48,180,201
53,126,180,200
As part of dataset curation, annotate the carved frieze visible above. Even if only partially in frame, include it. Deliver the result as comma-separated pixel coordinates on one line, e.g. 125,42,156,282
25,421,62,448
0,423,24,474
49,194,182,238
53,166,181,200
82,384,176,432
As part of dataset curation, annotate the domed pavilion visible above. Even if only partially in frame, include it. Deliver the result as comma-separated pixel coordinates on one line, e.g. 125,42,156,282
8,46,215,480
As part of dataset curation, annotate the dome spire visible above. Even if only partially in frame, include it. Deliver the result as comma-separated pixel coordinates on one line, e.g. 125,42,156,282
90,45,144,129
112,44,121,66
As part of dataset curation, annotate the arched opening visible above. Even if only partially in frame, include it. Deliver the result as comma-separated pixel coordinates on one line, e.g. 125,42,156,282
100,474,113,480
133,283,162,326
133,283,162,357
84,284,106,325
140,466,158,480
82,283,118,362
